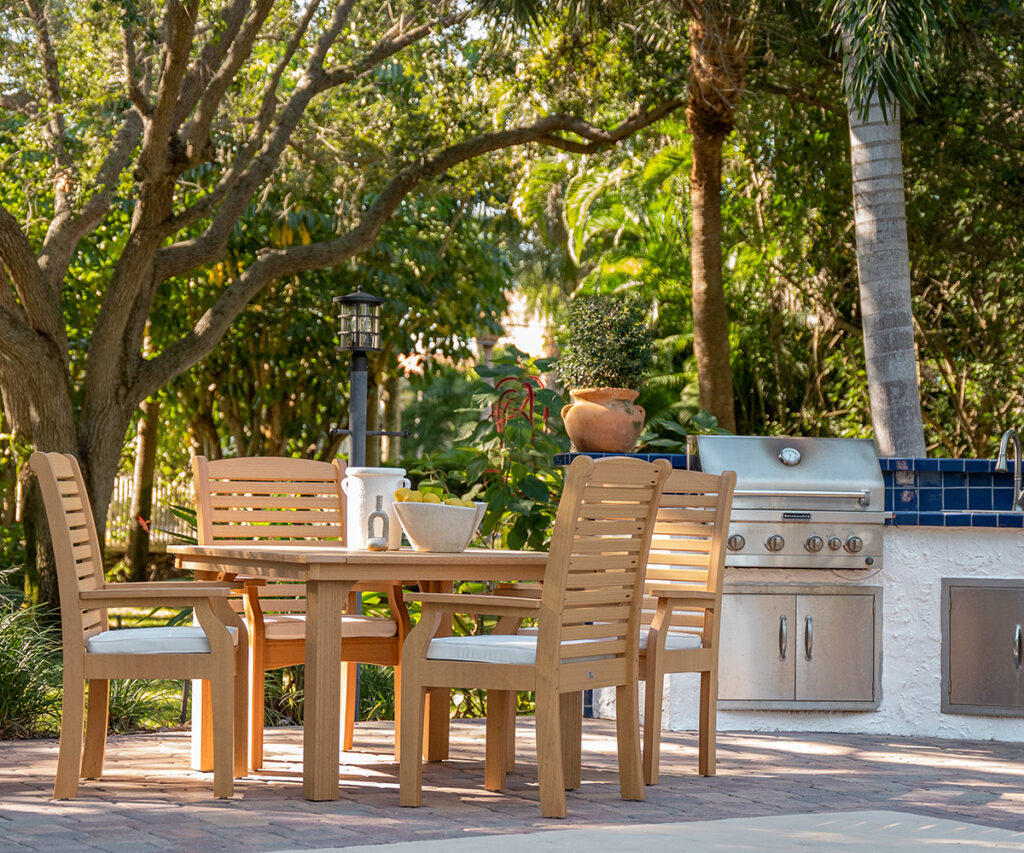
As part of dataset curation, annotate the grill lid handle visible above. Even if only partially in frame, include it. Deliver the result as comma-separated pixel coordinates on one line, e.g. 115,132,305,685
733,488,872,507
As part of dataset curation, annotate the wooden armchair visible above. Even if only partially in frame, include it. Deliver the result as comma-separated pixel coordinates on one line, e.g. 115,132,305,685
399,455,671,818
191,455,410,769
640,467,735,783
30,452,247,799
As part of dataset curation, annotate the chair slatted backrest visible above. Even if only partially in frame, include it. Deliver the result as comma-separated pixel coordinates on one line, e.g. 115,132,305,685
30,452,108,649
192,456,347,616
539,456,671,691
641,468,736,643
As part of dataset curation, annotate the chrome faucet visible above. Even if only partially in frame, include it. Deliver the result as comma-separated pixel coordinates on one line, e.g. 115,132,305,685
995,429,1024,511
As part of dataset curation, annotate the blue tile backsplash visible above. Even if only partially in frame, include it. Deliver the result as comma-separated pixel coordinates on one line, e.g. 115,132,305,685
555,452,1023,529
876,457,1019,528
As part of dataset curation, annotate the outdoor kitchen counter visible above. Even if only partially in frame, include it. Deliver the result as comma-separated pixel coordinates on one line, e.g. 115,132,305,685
557,453,1024,742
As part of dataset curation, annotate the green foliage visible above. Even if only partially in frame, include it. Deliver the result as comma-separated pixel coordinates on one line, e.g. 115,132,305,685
557,293,654,390
827,0,955,119
0,576,61,738
405,349,568,553
105,679,181,734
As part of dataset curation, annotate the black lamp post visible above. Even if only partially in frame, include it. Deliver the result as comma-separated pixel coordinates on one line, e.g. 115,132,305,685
330,287,406,466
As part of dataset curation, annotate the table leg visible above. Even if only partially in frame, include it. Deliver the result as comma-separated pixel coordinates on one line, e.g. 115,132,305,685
421,580,451,761
303,578,352,801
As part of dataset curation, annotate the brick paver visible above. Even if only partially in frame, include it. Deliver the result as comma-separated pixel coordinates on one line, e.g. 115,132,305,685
1,720,1022,851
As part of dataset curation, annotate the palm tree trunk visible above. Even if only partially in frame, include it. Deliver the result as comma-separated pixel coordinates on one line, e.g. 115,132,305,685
846,94,926,457
684,2,746,434
689,132,736,432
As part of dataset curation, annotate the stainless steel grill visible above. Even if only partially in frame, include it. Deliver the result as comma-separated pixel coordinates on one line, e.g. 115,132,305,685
686,435,886,570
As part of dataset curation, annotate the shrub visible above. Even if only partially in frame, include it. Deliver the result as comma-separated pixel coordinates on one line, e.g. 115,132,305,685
557,292,654,390
0,576,61,738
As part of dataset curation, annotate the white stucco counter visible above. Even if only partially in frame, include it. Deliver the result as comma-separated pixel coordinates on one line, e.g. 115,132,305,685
595,524,1024,740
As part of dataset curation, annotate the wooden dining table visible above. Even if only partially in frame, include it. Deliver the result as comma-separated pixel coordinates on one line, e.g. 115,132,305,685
170,543,548,801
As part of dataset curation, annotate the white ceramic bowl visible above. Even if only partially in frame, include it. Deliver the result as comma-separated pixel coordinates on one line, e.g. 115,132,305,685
392,501,487,552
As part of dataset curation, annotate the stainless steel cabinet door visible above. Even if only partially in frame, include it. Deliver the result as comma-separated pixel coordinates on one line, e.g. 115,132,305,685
719,593,796,701
795,594,876,701
948,585,1024,710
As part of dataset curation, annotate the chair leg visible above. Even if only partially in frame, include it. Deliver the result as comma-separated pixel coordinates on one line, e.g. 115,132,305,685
504,694,516,773
80,679,109,779
615,683,645,802
248,640,265,770
698,668,717,776
534,688,567,818
53,675,85,800
233,649,249,778
210,664,235,799
341,661,357,751
398,683,426,807
197,679,215,772
559,692,582,790
249,668,265,771
485,690,512,791
642,662,666,785
392,665,401,763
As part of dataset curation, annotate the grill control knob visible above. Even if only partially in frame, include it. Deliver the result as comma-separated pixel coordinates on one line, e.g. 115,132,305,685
766,534,785,552
804,535,824,553
828,536,843,551
727,534,746,551
844,535,864,553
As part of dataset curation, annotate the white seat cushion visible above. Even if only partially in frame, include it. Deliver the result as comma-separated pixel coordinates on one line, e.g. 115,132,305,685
427,634,538,665
639,628,702,651
425,634,622,666
510,625,702,651
262,614,397,641
85,626,239,655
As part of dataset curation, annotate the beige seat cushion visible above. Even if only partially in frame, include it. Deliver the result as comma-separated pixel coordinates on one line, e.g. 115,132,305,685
86,626,239,655
262,613,397,640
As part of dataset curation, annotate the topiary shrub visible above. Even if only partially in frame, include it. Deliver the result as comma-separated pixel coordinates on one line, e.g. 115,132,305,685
557,292,654,390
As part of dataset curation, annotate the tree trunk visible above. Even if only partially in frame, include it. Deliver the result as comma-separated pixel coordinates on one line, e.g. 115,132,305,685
125,398,160,581
689,132,736,433
382,373,402,464
683,2,745,435
846,94,926,457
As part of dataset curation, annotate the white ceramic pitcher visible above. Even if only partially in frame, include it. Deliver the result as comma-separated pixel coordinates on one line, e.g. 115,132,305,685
341,467,410,550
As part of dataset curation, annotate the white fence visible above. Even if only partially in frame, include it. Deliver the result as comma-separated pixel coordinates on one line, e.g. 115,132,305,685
106,474,194,547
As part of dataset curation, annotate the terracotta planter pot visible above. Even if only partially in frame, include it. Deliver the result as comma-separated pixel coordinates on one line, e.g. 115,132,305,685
560,387,645,453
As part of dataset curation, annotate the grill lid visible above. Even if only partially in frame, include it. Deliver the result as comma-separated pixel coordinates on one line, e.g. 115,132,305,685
687,435,884,512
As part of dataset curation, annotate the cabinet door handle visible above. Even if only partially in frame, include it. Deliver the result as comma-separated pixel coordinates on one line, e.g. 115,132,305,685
805,614,813,660
779,615,788,660
1015,624,1023,670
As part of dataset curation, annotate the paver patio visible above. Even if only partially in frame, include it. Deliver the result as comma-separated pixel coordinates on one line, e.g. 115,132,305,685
1,719,1022,851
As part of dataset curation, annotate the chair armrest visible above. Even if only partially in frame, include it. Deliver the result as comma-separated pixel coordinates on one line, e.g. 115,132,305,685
648,588,717,609
80,584,234,607
495,581,543,599
405,592,542,617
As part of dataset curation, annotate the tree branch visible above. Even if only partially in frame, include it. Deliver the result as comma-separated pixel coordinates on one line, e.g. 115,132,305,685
24,0,74,230
318,11,469,90
162,0,324,235
181,0,278,167
38,111,144,290
0,91,39,115
175,0,260,124
123,19,154,117
139,0,199,181
153,0,367,281
136,102,684,401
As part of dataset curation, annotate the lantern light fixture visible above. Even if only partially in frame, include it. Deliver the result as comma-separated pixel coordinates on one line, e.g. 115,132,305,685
334,287,384,353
